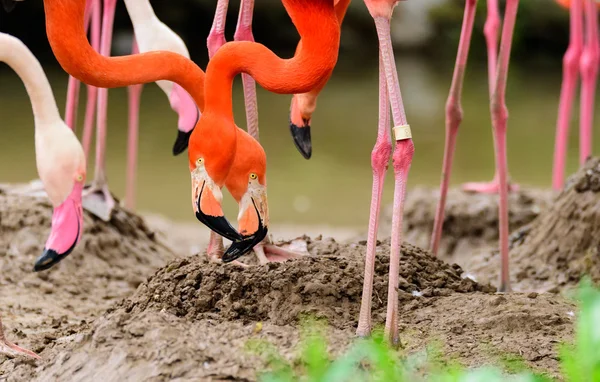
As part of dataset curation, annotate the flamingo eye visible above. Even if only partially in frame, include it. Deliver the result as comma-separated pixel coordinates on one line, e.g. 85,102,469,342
196,158,204,166
76,174,84,182
249,173,257,180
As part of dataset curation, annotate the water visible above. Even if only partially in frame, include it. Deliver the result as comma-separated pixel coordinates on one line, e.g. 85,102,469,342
1,56,597,228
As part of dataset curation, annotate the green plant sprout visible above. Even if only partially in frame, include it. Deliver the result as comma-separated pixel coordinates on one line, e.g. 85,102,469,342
247,279,600,382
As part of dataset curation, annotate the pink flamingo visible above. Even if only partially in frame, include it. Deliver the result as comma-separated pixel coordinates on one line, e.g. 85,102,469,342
430,0,520,292
552,0,599,190
1,31,88,357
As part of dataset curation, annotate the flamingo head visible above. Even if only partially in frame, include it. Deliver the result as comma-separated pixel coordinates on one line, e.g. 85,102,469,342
289,94,315,160
33,127,86,271
221,131,269,262
188,114,242,242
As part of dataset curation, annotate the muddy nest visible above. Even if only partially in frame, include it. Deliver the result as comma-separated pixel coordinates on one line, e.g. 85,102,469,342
12,238,573,382
0,185,175,294
0,184,176,357
118,237,494,329
394,187,554,264
483,158,600,292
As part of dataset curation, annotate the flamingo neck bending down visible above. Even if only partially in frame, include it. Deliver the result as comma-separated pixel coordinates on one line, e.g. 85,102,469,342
0,32,86,272
288,0,351,159
42,0,248,242
122,0,199,154
188,0,341,260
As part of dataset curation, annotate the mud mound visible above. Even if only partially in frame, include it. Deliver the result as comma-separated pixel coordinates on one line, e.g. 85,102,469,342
119,236,493,329
11,293,572,381
389,187,554,264
0,184,176,358
485,158,600,292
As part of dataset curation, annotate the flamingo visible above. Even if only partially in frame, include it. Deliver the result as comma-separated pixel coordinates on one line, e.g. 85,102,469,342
1,31,88,356
206,0,350,159
43,0,339,260
552,0,599,190
204,0,350,262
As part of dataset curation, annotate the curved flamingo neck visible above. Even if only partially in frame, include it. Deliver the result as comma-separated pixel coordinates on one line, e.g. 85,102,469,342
42,0,206,113
0,33,62,125
204,0,340,117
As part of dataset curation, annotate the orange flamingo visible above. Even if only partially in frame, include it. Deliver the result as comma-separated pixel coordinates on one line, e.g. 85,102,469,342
552,0,599,190
207,0,349,159
42,0,340,260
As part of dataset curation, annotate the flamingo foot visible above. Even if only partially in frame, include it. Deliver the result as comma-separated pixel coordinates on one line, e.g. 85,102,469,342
82,183,116,222
206,244,250,269
0,339,40,359
462,177,519,194
253,238,308,265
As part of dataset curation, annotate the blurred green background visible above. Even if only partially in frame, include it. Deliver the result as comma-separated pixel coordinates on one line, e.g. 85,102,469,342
0,0,595,229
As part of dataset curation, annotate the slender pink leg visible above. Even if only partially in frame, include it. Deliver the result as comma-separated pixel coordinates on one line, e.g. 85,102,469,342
0,315,40,359
579,0,598,166
125,40,144,211
81,0,101,159
430,0,477,256
64,0,96,131
82,0,117,222
462,0,520,194
553,0,583,190
490,0,519,292
356,51,392,338
233,0,259,140
375,14,415,345
207,0,229,59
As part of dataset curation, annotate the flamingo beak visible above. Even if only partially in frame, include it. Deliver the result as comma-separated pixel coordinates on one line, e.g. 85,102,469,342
170,84,200,156
1,0,21,13
222,189,269,263
191,171,242,242
289,96,312,160
172,129,194,156
34,184,84,271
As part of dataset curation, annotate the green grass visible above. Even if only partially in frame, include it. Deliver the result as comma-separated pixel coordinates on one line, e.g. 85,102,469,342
247,279,600,382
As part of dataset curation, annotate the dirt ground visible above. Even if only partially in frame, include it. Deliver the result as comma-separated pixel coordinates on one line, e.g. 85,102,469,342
0,181,581,381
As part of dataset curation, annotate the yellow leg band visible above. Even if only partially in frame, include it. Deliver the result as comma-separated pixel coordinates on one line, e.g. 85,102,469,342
393,125,412,141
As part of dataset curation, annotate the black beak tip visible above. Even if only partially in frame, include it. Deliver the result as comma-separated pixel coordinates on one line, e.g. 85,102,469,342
195,211,243,242
222,224,269,263
33,248,71,272
289,120,312,160
172,129,193,156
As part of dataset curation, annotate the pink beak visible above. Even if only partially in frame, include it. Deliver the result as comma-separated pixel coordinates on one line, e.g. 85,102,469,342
33,183,84,271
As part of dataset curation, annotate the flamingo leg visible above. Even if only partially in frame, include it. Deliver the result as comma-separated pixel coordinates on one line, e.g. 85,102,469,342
370,15,414,345
462,0,520,194
125,39,144,211
82,0,117,222
491,0,519,292
0,314,40,359
430,0,477,256
579,0,598,166
207,0,229,59
64,0,95,131
205,232,249,268
356,51,392,338
552,0,584,190
81,0,101,159
234,0,259,140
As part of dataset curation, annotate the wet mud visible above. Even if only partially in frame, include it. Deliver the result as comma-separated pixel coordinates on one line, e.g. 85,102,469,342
0,181,584,380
